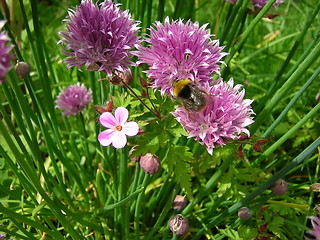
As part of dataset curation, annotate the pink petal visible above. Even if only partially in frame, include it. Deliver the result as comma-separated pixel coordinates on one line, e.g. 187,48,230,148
115,107,128,126
99,112,118,129
112,131,127,149
98,129,115,146
122,121,139,136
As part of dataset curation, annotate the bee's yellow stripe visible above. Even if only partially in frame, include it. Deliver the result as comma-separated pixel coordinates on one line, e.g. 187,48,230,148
173,78,190,97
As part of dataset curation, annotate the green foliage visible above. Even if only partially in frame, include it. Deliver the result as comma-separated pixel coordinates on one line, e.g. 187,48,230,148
0,0,319,239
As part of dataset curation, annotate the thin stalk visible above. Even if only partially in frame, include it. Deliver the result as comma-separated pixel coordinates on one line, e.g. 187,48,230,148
222,0,277,74
182,154,234,215
145,187,177,239
254,102,320,166
255,3,320,112
134,174,150,239
263,67,320,137
191,137,320,240
251,41,320,134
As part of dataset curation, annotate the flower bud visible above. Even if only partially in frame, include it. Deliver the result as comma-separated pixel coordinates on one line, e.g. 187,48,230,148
238,207,252,220
310,183,320,192
15,61,30,78
110,69,133,87
129,145,140,162
172,195,187,211
169,214,188,235
140,153,160,174
271,179,288,196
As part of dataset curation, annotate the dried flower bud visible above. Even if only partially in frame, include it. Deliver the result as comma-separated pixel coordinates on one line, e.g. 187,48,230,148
310,183,320,192
92,100,114,115
271,179,288,196
172,195,187,211
15,61,30,78
238,207,252,220
129,145,140,162
110,69,133,87
140,153,160,174
139,76,148,87
86,62,100,71
316,92,320,101
169,214,189,235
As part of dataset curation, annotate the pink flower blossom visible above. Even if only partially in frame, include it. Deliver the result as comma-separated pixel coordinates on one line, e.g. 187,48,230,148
0,20,13,84
172,79,254,154
306,207,320,240
98,107,139,149
135,17,226,96
59,0,140,76
55,83,92,116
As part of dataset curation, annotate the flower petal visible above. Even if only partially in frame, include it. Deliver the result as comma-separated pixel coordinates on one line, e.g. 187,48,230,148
122,121,139,136
99,112,118,128
112,131,127,149
115,107,129,125
98,129,115,146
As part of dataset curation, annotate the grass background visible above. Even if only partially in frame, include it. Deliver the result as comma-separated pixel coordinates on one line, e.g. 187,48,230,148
0,0,319,239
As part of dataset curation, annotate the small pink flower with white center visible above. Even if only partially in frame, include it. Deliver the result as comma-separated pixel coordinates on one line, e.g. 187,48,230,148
98,107,139,149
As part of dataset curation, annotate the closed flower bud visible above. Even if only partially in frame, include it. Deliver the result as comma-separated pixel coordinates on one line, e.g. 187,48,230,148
129,145,140,162
110,69,133,87
172,195,187,211
238,207,252,220
140,153,160,174
310,183,320,192
169,214,189,235
271,179,288,196
15,61,30,78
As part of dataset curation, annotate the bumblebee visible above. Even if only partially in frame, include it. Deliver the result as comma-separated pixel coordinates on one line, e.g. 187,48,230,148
173,79,207,112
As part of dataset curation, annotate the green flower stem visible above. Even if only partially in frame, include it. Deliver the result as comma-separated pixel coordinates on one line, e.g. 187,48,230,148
157,0,165,21
191,137,320,240
224,0,250,53
119,149,129,239
0,203,63,239
19,0,89,203
254,102,320,166
79,112,91,171
145,186,177,239
223,0,277,72
251,41,320,134
182,154,234,215
134,174,150,239
0,143,37,204
263,67,320,137
219,2,236,43
255,3,320,112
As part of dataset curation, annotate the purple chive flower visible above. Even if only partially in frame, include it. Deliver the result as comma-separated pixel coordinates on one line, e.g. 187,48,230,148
225,0,283,8
171,79,254,154
55,83,92,116
135,17,226,96
0,20,13,84
98,107,139,149
225,0,237,4
59,0,140,76
306,207,320,240
252,0,283,9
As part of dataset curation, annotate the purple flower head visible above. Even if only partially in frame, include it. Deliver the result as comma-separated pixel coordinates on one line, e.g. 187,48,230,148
135,17,226,96
306,207,320,240
0,20,13,84
225,0,283,8
59,0,140,76
252,0,283,9
225,0,237,4
55,83,92,116
98,107,139,149
171,79,254,154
